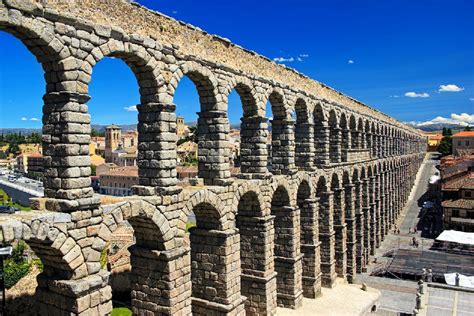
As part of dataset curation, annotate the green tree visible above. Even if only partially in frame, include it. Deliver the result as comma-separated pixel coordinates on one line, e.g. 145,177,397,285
90,164,97,176
464,125,471,131
438,136,452,156
442,127,448,136
91,128,105,137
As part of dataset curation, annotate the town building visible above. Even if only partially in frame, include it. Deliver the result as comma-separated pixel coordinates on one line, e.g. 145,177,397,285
177,116,189,138
96,163,118,176
99,166,139,196
452,131,474,156
424,132,443,152
110,144,137,167
177,141,198,163
89,143,105,168
15,151,44,178
91,136,105,156
441,156,474,232
104,125,138,163
105,124,121,162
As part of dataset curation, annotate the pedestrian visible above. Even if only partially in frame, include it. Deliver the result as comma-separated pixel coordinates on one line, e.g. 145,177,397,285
421,268,427,282
427,269,433,283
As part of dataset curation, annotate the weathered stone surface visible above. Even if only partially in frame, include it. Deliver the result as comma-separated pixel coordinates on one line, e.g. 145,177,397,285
0,1,426,315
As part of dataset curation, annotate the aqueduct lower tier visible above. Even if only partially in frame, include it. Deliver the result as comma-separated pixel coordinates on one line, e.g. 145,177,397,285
0,0,426,315
2,156,424,315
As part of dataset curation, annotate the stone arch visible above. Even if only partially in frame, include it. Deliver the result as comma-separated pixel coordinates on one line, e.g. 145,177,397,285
97,200,187,314
357,117,365,149
364,119,371,154
231,182,267,218
224,77,265,176
100,200,174,250
271,183,303,307
224,76,259,116
85,40,162,101
170,61,229,184
168,60,218,108
329,109,341,163
314,102,330,165
2,219,86,280
0,7,68,89
181,190,228,231
297,178,321,297
349,114,358,149
342,170,353,218
265,88,295,175
295,97,314,169
340,112,350,162
234,187,274,314
316,174,336,287
371,121,377,157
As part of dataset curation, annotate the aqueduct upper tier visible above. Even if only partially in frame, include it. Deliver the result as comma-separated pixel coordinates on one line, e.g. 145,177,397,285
0,0,426,315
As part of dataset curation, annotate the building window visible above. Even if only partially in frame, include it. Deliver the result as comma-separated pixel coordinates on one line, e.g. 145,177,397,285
466,141,470,146
452,209,459,217
465,191,472,198
468,211,474,219
458,141,462,146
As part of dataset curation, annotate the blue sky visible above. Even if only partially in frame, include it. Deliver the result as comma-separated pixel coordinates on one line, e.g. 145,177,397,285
0,0,473,128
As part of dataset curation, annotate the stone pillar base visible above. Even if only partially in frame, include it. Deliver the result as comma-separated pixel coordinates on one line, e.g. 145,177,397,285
192,296,246,316
36,271,112,315
132,185,182,196
302,274,322,298
241,272,277,316
301,242,322,299
238,172,273,180
44,196,101,212
321,260,337,288
274,255,304,309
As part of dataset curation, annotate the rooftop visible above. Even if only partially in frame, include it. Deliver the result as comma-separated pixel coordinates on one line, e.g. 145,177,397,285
100,166,138,177
442,198,474,210
452,131,474,138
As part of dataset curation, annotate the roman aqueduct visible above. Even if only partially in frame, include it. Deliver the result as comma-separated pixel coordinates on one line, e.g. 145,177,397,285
0,1,426,315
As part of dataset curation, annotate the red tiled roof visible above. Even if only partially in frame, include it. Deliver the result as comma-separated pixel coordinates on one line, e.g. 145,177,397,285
452,131,474,138
442,171,474,190
442,198,474,209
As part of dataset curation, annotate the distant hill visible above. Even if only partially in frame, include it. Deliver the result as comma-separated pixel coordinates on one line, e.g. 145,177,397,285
405,122,467,133
0,128,41,135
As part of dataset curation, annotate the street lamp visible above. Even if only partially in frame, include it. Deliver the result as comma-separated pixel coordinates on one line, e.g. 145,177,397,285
0,246,12,316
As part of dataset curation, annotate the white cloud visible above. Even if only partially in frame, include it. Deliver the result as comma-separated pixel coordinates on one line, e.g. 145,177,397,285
438,84,464,92
408,112,474,127
274,54,309,63
451,113,474,124
273,57,294,63
30,117,39,121
124,105,138,112
172,10,178,14
469,97,474,101
389,95,400,98
405,92,430,98
21,117,27,121
348,60,354,64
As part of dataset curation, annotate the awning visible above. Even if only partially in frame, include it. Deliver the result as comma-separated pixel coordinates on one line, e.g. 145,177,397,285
436,230,474,246
444,273,474,288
